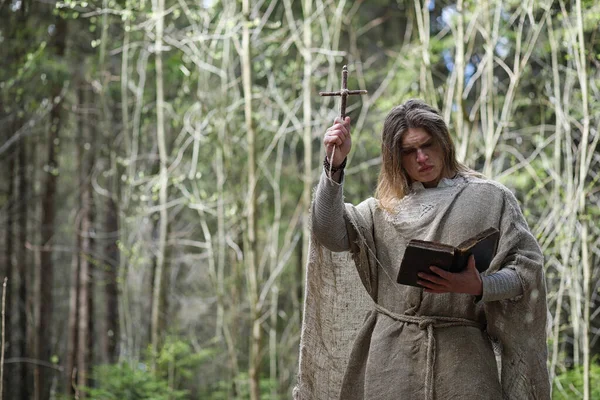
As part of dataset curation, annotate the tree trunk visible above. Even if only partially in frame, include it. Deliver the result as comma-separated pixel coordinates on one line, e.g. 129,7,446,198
77,184,91,397
9,4,33,399
77,183,92,397
65,224,80,396
76,81,96,398
413,0,436,107
151,0,169,354
215,4,239,390
574,0,591,395
37,15,67,400
65,82,84,396
300,0,312,298
117,4,130,360
481,0,495,177
104,196,119,363
17,127,31,400
242,1,260,398
4,121,15,400
453,0,468,162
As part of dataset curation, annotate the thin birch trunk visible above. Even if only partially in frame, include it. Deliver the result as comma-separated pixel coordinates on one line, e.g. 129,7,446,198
555,2,577,373
581,222,590,400
217,2,239,390
110,12,129,361
269,122,285,398
547,15,567,378
570,271,581,366
413,0,436,106
121,6,131,160
454,0,467,161
214,0,231,343
280,0,307,333
574,1,590,395
481,0,495,177
300,0,312,294
221,2,240,389
242,0,260,398
546,11,564,202
151,0,169,353
215,126,226,342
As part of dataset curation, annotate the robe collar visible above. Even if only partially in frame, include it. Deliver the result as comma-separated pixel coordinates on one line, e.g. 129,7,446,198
410,175,457,192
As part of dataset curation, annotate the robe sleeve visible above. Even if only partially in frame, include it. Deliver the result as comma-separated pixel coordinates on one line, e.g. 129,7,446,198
484,185,551,398
311,171,351,252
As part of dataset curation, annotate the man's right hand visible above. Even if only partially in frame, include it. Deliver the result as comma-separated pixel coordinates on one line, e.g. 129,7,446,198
323,116,351,167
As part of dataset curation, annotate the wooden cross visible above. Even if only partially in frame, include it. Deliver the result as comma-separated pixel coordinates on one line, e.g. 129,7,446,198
319,65,368,119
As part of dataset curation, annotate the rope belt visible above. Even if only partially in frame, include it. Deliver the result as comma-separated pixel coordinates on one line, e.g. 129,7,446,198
374,303,484,400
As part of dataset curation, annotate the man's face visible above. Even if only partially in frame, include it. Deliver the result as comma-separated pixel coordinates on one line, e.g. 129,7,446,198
400,127,446,188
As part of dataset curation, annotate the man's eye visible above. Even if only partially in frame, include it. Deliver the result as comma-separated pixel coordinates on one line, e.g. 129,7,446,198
423,142,432,148
402,149,415,155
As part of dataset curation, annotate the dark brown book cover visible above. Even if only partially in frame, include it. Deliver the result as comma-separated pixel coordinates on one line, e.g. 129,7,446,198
396,227,500,288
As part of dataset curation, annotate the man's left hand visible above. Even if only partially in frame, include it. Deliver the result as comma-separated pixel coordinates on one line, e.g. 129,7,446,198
417,255,483,296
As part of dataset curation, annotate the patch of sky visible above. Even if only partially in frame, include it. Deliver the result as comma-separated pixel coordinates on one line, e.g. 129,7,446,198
11,0,22,12
443,49,476,86
428,0,435,11
442,49,479,86
440,5,457,28
495,36,510,58
464,62,475,83
443,49,454,72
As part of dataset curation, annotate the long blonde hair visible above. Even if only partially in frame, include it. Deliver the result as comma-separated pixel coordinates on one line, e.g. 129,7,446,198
375,99,475,212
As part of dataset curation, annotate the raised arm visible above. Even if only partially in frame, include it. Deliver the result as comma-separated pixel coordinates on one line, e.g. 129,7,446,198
311,117,353,252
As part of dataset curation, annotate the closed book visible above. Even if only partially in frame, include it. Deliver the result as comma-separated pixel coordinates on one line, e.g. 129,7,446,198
396,227,500,288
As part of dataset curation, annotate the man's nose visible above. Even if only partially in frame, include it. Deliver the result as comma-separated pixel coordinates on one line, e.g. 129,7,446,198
416,149,428,162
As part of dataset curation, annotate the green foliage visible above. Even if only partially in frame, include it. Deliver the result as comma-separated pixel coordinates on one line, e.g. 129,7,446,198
83,362,188,400
150,336,215,384
552,361,600,399
81,337,213,399
201,373,281,400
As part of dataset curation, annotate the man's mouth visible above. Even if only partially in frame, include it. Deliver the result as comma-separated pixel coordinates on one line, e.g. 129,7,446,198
419,165,433,172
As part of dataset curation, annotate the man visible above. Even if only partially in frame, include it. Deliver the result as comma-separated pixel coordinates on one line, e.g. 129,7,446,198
294,100,550,399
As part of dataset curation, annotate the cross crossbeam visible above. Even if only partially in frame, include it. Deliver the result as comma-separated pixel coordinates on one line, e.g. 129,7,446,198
319,65,367,119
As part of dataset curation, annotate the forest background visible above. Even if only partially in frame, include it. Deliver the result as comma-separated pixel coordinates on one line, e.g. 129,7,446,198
1,0,599,399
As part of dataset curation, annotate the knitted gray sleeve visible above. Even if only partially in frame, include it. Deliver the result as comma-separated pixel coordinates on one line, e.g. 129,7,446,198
481,268,523,302
311,171,351,252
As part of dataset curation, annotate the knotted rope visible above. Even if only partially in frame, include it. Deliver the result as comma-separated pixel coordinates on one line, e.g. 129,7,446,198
374,303,483,400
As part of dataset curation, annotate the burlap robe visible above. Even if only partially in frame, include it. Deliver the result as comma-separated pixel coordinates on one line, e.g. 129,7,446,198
294,175,550,400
